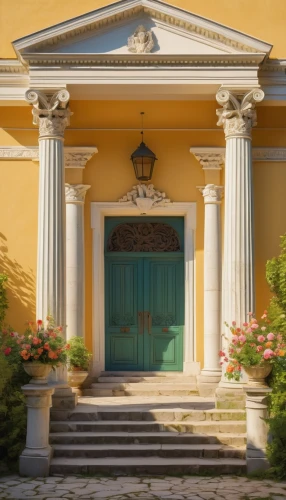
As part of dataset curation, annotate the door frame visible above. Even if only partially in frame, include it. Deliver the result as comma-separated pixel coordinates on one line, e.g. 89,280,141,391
91,201,198,376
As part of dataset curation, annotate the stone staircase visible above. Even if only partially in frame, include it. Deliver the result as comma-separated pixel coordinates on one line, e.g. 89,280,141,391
82,371,199,397
49,375,247,476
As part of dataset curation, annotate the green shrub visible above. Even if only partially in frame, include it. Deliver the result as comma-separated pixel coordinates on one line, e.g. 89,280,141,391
265,236,286,479
0,275,29,470
68,336,92,371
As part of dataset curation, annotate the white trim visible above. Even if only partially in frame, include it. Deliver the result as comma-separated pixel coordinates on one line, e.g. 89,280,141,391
0,146,98,168
90,201,199,376
190,147,286,163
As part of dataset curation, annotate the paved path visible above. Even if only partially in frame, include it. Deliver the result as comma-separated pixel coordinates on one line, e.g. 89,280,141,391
1,474,286,499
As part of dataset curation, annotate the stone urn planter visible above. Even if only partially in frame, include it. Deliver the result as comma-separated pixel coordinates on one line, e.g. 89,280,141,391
68,369,89,396
243,364,272,387
23,363,52,385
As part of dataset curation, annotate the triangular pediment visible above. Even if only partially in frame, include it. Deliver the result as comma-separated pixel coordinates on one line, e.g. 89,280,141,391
13,0,272,66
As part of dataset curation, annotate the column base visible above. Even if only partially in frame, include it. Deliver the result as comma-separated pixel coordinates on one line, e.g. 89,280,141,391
197,370,221,397
247,457,270,474
183,361,201,376
19,446,53,477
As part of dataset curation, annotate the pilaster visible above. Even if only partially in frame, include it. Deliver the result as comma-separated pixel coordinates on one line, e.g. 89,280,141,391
197,184,223,396
65,184,91,340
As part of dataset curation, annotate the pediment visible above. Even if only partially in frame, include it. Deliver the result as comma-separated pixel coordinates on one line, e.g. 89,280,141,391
13,0,272,66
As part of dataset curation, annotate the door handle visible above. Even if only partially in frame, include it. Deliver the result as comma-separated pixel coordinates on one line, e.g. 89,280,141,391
138,311,143,335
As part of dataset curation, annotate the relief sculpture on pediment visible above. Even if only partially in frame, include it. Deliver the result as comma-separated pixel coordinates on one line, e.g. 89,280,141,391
127,25,154,53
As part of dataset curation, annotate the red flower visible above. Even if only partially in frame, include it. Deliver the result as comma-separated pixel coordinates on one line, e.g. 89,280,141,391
4,347,11,356
37,320,43,326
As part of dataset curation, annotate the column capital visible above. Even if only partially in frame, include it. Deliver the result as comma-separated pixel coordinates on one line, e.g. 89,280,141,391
65,184,91,204
191,148,225,170
216,88,264,139
198,184,224,204
25,89,71,139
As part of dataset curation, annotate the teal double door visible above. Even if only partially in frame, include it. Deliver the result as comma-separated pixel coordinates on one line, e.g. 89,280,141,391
105,251,184,371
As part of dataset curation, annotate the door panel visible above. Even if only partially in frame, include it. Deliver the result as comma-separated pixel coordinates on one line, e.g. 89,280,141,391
144,258,184,371
105,257,144,370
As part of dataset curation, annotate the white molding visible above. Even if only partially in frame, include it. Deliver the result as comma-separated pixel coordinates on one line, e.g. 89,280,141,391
190,147,286,163
0,146,98,168
90,201,198,376
13,0,272,56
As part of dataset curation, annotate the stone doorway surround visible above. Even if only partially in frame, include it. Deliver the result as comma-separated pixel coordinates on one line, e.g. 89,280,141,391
90,199,198,377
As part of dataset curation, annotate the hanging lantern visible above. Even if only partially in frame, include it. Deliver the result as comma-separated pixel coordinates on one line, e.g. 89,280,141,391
130,112,157,181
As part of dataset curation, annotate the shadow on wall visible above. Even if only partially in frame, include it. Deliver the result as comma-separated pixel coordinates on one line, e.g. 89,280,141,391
0,232,36,328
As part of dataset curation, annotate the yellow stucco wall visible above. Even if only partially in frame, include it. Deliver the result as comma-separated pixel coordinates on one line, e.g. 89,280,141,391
1,100,286,367
1,0,286,59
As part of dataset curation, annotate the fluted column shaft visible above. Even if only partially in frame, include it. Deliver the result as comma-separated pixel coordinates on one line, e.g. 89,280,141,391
25,89,71,330
200,185,223,374
65,184,90,340
37,139,66,326
216,88,264,335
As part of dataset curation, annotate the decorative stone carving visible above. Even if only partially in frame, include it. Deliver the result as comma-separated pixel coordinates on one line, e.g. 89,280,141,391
0,146,98,168
199,184,224,204
127,25,154,54
108,222,180,252
216,89,264,139
119,184,171,213
25,89,71,138
192,152,225,169
65,184,91,204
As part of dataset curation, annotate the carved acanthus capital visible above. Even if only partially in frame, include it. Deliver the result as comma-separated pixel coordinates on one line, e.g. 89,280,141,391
192,152,225,170
25,89,71,139
65,184,91,204
199,184,224,204
216,89,264,139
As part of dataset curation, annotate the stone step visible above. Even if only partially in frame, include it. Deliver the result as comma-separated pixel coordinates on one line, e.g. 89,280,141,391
52,443,246,459
98,376,197,383
62,408,245,422
84,383,198,397
50,431,247,446
100,371,188,377
50,456,246,475
50,420,246,434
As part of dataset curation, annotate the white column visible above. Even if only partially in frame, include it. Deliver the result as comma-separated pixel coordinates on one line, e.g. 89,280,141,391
200,185,223,374
25,89,71,328
65,184,90,340
216,89,264,336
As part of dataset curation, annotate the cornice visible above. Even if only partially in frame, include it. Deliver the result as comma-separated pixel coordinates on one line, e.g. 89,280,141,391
190,147,286,163
23,53,265,67
0,146,98,168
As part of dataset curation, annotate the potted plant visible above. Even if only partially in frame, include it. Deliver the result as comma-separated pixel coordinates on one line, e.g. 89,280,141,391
219,311,286,386
2,317,70,384
67,336,92,393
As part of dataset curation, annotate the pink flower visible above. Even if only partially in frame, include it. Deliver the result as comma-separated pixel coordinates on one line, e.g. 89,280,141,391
263,348,274,360
4,347,11,356
246,328,252,333
238,335,246,343
257,335,265,342
248,312,253,316
232,321,236,326
261,326,266,331
232,335,239,344
236,348,242,354
219,361,223,366
256,345,263,352
267,333,275,341
243,322,248,327
10,332,14,337
224,357,229,362
218,350,225,357
251,323,259,330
